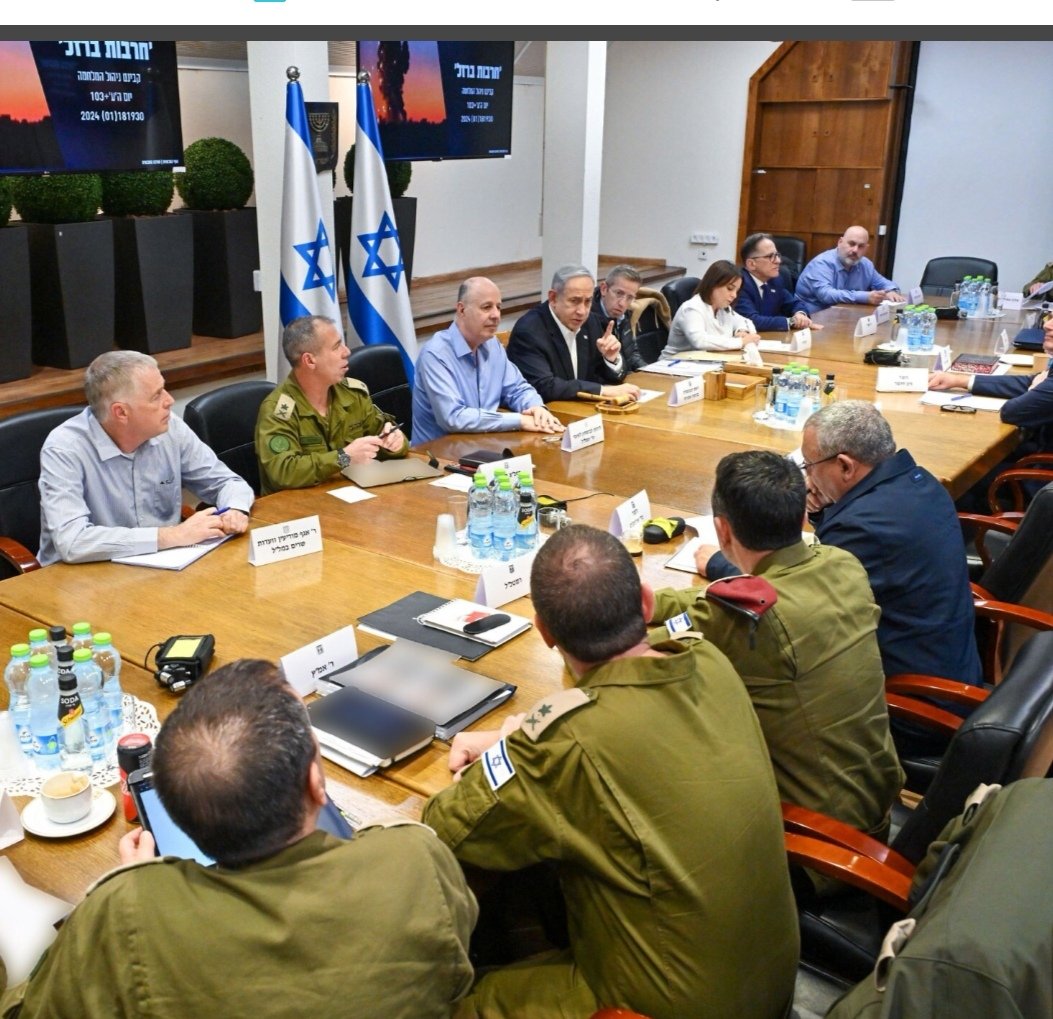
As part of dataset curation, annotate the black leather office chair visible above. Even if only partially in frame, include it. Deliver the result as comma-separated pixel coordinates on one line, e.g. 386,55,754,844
659,276,700,321
920,256,998,295
183,380,276,496
0,404,84,579
771,235,807,289
344,344,413,438
786,628,1053,981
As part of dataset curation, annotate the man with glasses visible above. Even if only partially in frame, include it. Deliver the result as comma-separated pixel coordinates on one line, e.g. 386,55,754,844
795,225,905,314
735,233,820,333
800,401,982,686
587,264,647,371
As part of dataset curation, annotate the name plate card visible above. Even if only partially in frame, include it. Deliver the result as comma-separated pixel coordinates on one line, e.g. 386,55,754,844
875,367,929,393
249,515,323,566
994,329,1011,355
561,414,605,452
281,624,359,698
1000,291,1023,311
742,341,765,367
854,315,878,338
874,303,891,325
909,286,924,304
476,453,534,482
475,552,536,607
668,376,703,406
789,328,812,352
933,345,953,371
609,489,651,537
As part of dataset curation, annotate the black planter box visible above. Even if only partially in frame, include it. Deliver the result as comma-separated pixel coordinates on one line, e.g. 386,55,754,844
26,219,115,370
113,214,193,354
335,195,416,293
188,207,262,338
0,225,32,383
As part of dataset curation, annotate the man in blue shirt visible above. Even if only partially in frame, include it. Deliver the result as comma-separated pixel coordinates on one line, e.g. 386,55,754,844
412,277,564,445
795,225,905,314
735,233,820,332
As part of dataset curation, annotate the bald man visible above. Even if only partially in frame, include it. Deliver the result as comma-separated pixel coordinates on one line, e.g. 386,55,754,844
411,276,564,445
795,225,905,314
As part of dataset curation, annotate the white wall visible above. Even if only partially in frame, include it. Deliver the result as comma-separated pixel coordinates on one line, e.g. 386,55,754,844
892,41,1053,293
599,40,781,271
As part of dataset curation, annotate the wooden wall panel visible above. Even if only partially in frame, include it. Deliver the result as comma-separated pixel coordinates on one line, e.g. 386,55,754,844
748,169,816,234
817,102,889,167
812,168,885,234
756,103,821,165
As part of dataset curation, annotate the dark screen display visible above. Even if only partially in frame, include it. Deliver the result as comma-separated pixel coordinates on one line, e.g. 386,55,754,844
356,41,513,162
0,40,183,175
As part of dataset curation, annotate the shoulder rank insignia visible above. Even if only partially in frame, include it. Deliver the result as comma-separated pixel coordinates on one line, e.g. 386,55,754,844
342,376,370,395
521,688,593,742
358,817,432,833
273,394,296,421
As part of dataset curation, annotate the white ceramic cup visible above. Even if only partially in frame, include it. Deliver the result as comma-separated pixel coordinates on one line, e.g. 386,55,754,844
40,771,93,824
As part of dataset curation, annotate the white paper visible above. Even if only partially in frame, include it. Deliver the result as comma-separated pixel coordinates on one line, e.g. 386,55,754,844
561,415,605,452
875,367,929,392
609,490,650,537
0,857,72,984
280,624,359,698
430,473,473,492
684,515,720,543
248,515,323,566
757,340,792,353
665,536,708,574
635,388,664,404
0,791,23,850
474,552,536,607
113,533,232,571
327,486,376,505
668,376,703,407
919,392,1007,412
641,360,723,377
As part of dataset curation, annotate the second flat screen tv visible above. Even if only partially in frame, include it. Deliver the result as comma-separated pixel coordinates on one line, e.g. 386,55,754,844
356,41,513,162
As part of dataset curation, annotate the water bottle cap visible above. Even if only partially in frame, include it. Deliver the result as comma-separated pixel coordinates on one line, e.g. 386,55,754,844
73,648,93,662
29,653,50,669
518,471,532,483
10,643,29,657
93,632,112,645
71,621,91,636
473,473,487,485
498,478,513,489
28,628,47,643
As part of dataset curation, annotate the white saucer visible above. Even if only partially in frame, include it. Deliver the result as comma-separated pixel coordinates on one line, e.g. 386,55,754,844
21,788,116,838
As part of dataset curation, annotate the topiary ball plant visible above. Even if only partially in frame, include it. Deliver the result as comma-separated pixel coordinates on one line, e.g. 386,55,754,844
175,137,254,211
343,145,413,199
100,170,175,216
0,178,11,228
11,173,102,224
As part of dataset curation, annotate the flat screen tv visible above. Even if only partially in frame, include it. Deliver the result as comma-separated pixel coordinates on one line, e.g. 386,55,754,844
355,41,513,162
0,40,183,175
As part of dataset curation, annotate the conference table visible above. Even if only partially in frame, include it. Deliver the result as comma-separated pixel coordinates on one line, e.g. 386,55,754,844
0,299,1038,907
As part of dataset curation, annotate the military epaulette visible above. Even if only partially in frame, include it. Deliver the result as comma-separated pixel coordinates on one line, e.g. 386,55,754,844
357,817,432,834
272,393,296,421
85,855,168,895
342,376,370,395
520,688,593,741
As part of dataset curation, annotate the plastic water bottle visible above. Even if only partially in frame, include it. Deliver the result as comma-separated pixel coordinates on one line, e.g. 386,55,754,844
978,278,992,318
70,621,93,653
492,478,518,562
73,647,110,764
27,653,60,772
28,628,57,671
784,368,802,425
4,643,34,761
964,277,979,318
515,472,539,553
919,306,936,352
56,645,91,772
468,474,494,560
92,632,124,737
904,306,921,351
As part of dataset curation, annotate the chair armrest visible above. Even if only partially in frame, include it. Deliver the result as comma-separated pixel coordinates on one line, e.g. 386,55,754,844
988,468,1053,513
885,673,989,707
781,802,914,877
959,512,1020,570
1015,454,1053,470
0,536,42,575
974,597,1053,631
784,833,913,912
885,693,963,737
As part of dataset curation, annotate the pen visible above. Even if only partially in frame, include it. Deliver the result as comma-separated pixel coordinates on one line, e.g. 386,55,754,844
949,394,971,402
378,420,404,437
212,507,230,515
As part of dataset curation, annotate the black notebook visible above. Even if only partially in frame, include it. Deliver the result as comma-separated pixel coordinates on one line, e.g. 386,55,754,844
308,685,434,777
358,591,496,661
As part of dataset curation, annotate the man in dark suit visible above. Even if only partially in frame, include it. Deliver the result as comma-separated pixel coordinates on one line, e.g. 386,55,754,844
507,265,641,404
588,264,647,372
734,233,820,333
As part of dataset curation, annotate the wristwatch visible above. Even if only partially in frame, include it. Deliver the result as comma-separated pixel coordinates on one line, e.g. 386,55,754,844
336,450,351,469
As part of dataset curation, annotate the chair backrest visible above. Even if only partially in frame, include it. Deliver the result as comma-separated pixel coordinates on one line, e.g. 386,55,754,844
0,405,84,567
344,344,413,437
892,629,1053,864
183,381,276,496
660,276,700,320
771,234,807,288
978,481,1053,605
920,256,999,293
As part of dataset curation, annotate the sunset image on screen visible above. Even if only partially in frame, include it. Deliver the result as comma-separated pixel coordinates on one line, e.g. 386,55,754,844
0,41,51,122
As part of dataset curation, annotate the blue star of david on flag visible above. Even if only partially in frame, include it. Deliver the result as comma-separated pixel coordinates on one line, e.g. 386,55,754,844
294,219,337,301
356,211,404,291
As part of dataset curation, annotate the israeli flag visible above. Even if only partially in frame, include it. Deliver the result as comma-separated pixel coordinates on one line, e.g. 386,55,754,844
346,76,418,383
279,76,342,337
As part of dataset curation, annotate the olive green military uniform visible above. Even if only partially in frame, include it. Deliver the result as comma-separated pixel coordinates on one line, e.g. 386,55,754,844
1,822,476,1019
652,541,904,845
423,636,799,1019
255,373,406,496
1024,260,1053,293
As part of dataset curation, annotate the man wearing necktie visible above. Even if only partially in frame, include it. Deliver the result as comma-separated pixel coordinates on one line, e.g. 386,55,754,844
734,233,820,332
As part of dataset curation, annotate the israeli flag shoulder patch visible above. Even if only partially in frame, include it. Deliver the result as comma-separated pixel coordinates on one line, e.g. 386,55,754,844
665,611,693,636
482,738,517,792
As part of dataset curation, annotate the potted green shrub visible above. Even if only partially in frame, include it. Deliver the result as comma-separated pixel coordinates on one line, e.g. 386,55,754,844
175,137,261,338
10,172,112,370
334,145,417,292
102,169,192,355
0,176,33,383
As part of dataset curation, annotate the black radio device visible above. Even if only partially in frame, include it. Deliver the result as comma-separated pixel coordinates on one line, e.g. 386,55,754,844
152,634,215,692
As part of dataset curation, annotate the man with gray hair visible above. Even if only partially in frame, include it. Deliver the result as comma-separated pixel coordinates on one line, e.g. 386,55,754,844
587,264,647,372
38,351,253,566
507,264,641,403
800,400,981,684
255,315,407,495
